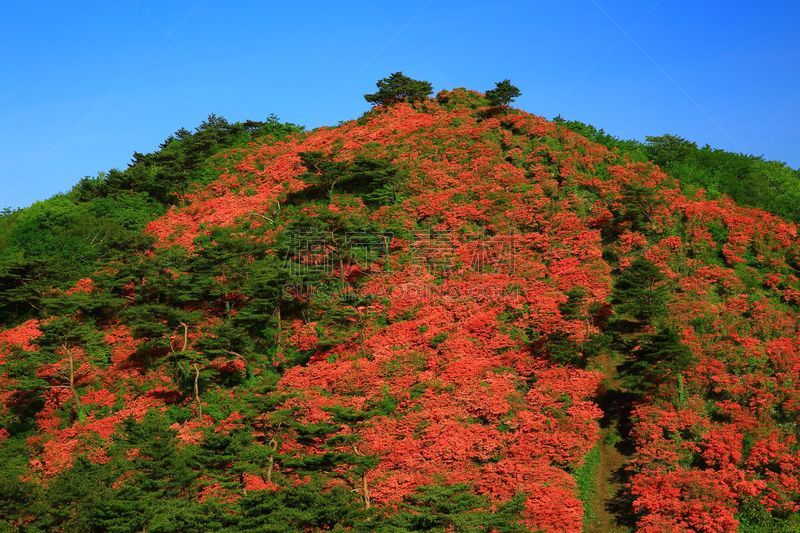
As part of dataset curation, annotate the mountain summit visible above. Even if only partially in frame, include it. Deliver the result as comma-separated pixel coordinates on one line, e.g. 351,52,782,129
0,88,798,532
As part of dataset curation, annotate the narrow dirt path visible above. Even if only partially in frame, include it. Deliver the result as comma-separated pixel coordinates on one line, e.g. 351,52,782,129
585,353,636,532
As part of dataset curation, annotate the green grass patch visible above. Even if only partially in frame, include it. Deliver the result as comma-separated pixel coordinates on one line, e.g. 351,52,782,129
575,445,601,529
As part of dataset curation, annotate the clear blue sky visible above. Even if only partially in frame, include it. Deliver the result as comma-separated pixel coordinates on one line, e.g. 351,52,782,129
2,1,799,209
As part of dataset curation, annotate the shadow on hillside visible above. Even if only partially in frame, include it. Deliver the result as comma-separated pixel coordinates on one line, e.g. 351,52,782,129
606,464,637,530
596,386,639,529
596,388,637,454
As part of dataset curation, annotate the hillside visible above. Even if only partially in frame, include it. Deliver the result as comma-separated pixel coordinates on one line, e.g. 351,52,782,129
0,88,799,532
553,118,800,223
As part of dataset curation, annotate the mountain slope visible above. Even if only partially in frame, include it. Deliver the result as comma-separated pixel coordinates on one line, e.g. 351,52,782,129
0,89,798,532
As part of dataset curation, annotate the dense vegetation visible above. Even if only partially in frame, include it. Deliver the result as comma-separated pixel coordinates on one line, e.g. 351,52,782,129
554,117,800,222
0,115,301,324
0,79,798,532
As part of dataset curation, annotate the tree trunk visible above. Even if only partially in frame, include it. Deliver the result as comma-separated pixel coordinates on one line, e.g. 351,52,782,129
361,472,371,509
329,179,338,203
352,445,371,508
267,437,278,483
63,344,82,417
180,322,189,352
192,363,202,418
275,304,282,352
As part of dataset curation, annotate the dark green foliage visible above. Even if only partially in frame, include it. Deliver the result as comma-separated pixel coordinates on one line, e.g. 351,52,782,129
558,287,588,321
297,152,407,206
546,331,585,367
430,331,448,348
279,404,380,497
42,283,122,321
349,157,407,206
193,429,251,484
26,458,113,532
116,412,196,497
435,88,491,110
36,316,108,360
113,248,203,354
237,477,370,532
313,291,376,350
485,80,522,108
644,134,697,167
364,72,433,106
610,258,687,397
297,151,349,202
87,492,228,533
17,413,228,533
737,497,800,532
619,328,695,395
0,436,38,530
616,181,664,235
381,484,526,532
611,258,669,325
0,349,47,433
3,317,109,424
78,416,205,530
232,256,294,351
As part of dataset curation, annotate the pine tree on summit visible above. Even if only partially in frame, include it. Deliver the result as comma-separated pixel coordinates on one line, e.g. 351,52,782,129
485,79,521,108
364,72,433,106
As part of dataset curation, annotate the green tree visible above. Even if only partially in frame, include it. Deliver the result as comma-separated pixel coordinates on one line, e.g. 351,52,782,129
297,152,406,206
193,428,251,491
485,79,521,108
616,180,664,234
611,258,669,325
237,477,370,531
321,404,381,509
0,436,39,530
30,317,109,422
644,134,697,168
384,484,526,532
29,458,112,532
118,412,196,495
297,151,350,202
80,412,201,532
620,328,694,395
364,72,433,106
